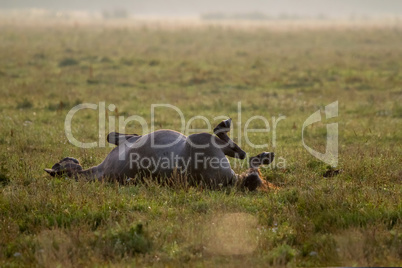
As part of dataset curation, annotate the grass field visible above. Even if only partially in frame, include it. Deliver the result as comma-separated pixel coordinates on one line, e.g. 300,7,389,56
0,18,401,267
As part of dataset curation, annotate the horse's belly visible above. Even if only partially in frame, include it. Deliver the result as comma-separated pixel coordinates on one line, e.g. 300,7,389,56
185,153,235,187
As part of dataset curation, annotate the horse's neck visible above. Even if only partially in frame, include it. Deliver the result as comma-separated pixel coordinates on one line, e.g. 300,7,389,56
78,165,103,181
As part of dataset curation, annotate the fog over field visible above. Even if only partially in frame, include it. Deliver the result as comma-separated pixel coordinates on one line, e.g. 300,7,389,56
1,0,402,18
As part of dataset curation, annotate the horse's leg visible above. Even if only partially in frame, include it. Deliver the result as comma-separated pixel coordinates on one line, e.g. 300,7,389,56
213,119,246,159
107,132,141,146
248,152,275,168
213,118,232,140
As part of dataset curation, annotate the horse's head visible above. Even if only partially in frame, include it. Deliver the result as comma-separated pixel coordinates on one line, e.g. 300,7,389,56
238,152,275,191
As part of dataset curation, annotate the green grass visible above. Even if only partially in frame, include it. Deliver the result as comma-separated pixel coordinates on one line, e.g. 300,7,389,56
0,19,401,267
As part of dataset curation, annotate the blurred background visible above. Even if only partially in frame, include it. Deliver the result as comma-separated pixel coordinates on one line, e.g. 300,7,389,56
1,0,402,21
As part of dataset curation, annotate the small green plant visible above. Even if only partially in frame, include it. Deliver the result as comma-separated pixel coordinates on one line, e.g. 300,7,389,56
0,170,9,186
16,98,33,109
269,244,297,265
59,57,79,67
96,223,151,257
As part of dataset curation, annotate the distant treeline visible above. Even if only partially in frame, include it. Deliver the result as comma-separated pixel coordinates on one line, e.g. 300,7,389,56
102,9,129,19
200,12,377,20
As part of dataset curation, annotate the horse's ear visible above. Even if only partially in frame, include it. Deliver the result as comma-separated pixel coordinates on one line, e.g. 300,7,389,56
44,168,56,177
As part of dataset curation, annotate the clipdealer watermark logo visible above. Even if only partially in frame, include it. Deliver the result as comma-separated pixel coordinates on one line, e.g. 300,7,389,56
302,101,338,167
63,101,338,170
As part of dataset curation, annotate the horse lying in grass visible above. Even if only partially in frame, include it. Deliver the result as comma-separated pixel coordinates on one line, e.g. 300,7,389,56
45,119,275,191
